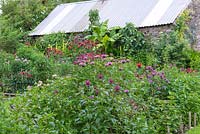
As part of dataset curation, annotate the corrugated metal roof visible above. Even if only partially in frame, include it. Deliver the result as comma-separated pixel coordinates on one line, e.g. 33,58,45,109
29,0,191,36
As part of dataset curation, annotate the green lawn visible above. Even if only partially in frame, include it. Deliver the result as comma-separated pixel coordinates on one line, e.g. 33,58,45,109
187,126,200,134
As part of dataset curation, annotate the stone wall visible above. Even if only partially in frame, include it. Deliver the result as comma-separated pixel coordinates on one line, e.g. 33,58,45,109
188,0,200,50
138,0,200,50
139,25,173,38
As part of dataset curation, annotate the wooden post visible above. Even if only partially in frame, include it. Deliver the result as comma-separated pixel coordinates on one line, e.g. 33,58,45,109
180,116,184,134
189,112,192,129
194,113,197,127
167,126,170,134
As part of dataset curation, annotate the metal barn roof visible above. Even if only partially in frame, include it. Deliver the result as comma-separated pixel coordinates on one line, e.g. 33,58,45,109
29,0,191,36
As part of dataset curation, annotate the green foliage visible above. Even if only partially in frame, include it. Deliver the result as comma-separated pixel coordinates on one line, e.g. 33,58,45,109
16,46,53,82
0,46,54,92
0,51,14,86
87,11,148,58
186,50,200,70
1,58,200,133
187,125,200,134
87,20,121,55
153,11,191,67
118,23,147,56
0,0,86,53
89,9,100,30
0,16,23,53
34,33,69,52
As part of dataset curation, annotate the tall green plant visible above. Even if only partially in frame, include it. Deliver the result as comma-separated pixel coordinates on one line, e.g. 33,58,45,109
87,10,121,55
153,11,191,66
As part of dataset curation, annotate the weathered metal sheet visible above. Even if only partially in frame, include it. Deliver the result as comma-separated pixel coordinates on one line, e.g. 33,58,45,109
29,0,191,36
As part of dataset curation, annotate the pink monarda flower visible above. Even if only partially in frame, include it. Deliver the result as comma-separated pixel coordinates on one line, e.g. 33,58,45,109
105,62,112,66
79,62,86,67
98,74,103,79
114,85,120,92
85,80,91,87
124,89,129,93
108,79,114,84
101,54,108,58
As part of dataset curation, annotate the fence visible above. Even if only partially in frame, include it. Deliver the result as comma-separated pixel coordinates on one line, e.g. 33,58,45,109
0,80,34,93
167,112,198,134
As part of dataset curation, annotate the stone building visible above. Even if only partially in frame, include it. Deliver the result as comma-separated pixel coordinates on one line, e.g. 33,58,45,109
29,0,200,49
139,0,200,50
188,0,200,49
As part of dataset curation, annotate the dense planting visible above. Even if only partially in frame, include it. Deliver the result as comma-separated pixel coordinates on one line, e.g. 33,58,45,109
1,1,200,134
1,58,200,133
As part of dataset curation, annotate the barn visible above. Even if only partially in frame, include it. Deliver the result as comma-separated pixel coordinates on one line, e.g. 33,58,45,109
29,0,200,49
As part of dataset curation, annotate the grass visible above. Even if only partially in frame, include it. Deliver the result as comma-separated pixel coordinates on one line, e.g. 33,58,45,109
187,126,200,134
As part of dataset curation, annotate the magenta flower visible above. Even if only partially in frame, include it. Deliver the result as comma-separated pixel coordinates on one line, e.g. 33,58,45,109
114,85,120,92
98,74,103,79
90,61,95,65
120,60,127,64
109,79,114,84
105,62,112,66
79,62,86,67
101,54,108,58
124,89,129,93
94,55,101,58
85,80,91,87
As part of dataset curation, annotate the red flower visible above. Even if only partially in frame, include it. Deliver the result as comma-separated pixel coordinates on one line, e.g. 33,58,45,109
137,63,142,68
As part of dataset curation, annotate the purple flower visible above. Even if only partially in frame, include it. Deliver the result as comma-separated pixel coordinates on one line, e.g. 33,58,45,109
124,89,129,93
85,80,91,87
109,79,114,84
151,71,157,76
146,66,153,71
105,62,112,66
158,72,165,79
148,79,153,83
89,95,94,99
98,74,103,79
120,60,127,64
165,79,170,83
95,90,99,95
147,74,153,79
101,54,108,58
114,85,120,92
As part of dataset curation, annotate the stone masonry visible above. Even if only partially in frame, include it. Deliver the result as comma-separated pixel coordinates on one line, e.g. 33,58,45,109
139,0,200,50
188,0,200,50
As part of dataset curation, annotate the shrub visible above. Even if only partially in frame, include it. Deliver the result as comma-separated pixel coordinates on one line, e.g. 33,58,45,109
16,46,53,82
1,58,200,133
